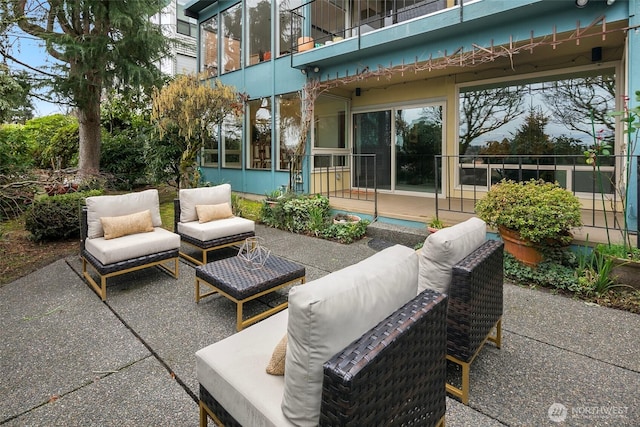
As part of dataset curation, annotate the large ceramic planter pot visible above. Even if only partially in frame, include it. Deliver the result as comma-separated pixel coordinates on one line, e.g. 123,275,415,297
498,226,543,267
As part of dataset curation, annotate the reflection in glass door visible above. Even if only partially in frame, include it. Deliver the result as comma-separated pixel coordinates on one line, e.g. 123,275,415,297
352,110,391,190
353,105,443,193
395,106,442,193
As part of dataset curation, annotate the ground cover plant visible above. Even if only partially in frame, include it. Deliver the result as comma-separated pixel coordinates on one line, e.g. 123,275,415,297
505,248,640,313
260,192,369,244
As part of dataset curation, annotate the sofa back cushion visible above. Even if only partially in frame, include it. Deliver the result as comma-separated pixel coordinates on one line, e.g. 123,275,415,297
179,184,231,223
282,244,418,426
418,217,486,295
85,189,162,239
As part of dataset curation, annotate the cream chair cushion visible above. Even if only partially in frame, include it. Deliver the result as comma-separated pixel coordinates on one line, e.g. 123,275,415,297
418,217,487,294
281,244,418,426
84,227,180,265
196,310,294,427
177,216,255,242
179,184,231,223
86,189,162,239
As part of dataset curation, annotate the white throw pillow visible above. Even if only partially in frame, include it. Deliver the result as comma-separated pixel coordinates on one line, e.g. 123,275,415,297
281,244,418,426
86,189,161,239
179,184,231,223
418,217,486,294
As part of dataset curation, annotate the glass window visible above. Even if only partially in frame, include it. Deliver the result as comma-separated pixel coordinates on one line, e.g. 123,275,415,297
459,69,615,160
248,0,272,65
200,15,218,76
248,98,272,169
222,114,243,168
459,68,616,192
201,125,219,167
177,0,197,37
278,93,301,170
222,4,242,73
278,0,303,56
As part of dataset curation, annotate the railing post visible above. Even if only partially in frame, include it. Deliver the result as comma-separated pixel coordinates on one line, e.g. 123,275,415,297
434,155,439,217
373,153,378,219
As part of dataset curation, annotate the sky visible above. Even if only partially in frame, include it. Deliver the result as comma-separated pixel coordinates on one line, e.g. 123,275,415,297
6,29,64,117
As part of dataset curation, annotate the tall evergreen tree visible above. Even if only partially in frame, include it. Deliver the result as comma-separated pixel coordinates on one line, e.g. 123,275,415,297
0,0,171,177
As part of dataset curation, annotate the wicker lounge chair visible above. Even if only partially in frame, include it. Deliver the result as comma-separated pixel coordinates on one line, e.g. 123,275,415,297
174,184,255,265
446,238,504,404
80,189,180,301
199,289,448,427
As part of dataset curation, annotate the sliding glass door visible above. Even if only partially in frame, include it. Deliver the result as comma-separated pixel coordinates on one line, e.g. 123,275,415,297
352,110,392,190
353,104,443,193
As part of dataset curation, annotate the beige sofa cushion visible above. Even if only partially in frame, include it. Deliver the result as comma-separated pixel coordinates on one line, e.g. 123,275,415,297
84,227,180,265
100,210,154,240
196,310,294,427
196,203,233,223
85,189,162,239
179,184,231,223
282,244,418,426
418,217,486,295
177,216,254,242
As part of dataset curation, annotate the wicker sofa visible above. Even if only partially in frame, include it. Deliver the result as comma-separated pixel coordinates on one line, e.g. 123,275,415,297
196,244,448,427
80,189,180,301
195,217,504,426
174,184,255,265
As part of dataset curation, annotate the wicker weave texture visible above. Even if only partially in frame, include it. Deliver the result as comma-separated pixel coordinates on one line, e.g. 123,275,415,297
196,255,305,300
319,289,448,427
200,385,242,427
447,239,504,362
199,290,448,427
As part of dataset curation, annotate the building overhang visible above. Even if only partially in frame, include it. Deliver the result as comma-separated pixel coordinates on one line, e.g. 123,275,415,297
184,0,216,19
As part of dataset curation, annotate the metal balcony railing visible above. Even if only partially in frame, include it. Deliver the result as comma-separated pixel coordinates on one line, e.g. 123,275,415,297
290,152,638,238
289,0,449,53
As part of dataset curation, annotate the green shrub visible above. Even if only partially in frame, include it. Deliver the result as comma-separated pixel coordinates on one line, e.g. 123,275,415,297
260,193,369,243
101,129,148,189
24,190,102,242
24,114,79,169
321,219,370,244
0,124,32,173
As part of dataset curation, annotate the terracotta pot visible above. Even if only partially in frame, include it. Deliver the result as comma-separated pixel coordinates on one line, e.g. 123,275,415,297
297,37,314,52
498,226,543,267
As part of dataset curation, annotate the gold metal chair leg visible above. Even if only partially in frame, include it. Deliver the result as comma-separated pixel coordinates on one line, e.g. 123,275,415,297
199,400,208,427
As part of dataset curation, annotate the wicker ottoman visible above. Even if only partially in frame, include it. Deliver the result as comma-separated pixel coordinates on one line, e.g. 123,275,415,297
195,255,305,330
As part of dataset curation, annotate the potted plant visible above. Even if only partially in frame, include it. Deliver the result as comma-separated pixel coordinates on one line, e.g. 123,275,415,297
475,179,582,266
427,217,446,234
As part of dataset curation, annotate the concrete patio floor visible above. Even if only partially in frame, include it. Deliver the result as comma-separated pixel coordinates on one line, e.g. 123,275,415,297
1,224,639,426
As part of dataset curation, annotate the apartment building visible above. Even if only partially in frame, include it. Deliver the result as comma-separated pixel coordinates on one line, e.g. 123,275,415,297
184,0,639,227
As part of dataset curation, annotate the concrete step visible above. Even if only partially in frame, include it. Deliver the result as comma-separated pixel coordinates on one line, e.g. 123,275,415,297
366,221,429,249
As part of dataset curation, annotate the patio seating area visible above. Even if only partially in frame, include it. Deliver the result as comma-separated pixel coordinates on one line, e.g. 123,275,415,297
2,224,639,426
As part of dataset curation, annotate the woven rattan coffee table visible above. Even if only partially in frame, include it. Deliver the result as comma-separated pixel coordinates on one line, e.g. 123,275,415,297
195,255,305,331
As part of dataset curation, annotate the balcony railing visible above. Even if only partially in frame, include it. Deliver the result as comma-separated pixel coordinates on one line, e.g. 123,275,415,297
290,0,449,53
291,152,638,238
